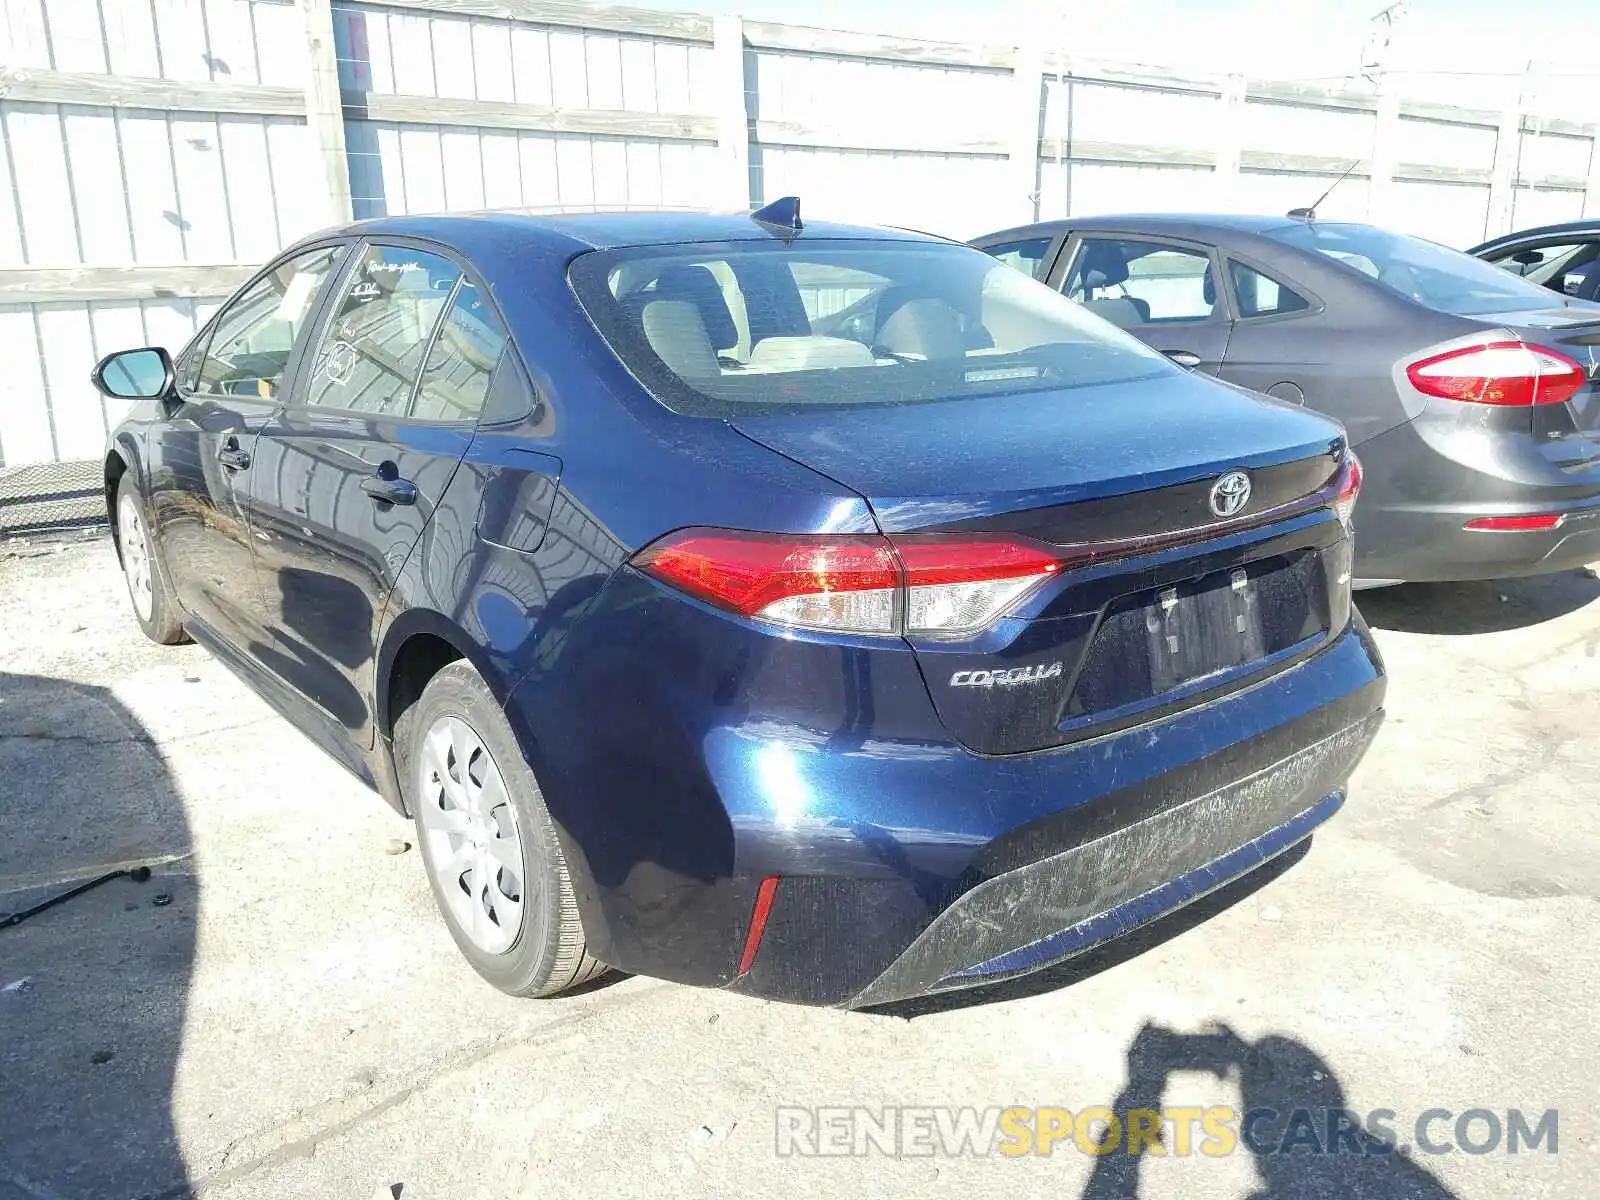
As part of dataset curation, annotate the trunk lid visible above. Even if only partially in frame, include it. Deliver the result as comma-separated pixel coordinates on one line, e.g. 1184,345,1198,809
729,372,1342,536
731,373,1351,754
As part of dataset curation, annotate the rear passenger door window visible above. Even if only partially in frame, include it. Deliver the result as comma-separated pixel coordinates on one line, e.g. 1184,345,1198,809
411,280,510,423
1229,261,1312,319
305,244,462,416
1064,238,1221,327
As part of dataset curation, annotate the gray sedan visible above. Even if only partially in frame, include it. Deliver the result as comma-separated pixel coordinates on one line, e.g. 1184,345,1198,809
972,214,1600,585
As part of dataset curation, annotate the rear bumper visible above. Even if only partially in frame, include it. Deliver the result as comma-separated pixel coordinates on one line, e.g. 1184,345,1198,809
847,716,1377,1007
720,624,1385,1007
1353,414,1600,583
1355,494,1600,583
512,569,1385,1008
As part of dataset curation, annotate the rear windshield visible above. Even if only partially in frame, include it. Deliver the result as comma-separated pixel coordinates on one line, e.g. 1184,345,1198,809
568,239,1170,417
1262,222,1558,317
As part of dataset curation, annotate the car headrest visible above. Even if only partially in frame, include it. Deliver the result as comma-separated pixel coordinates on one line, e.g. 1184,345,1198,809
1078,242,1130,289
1203,264,1217,306
876,298,966,360
874,290,966,360
1081,297,1147,329
647,265,739,353
639,298,720,378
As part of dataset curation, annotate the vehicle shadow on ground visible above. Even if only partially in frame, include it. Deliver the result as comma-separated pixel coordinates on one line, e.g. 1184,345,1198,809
1357,567,1600,635
0,670,194,1199
1077,1022,1461,1198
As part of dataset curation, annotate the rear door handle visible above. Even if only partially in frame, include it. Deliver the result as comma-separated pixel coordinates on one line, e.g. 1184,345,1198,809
361,470,418,506
1163,349,1203,369
218,443,251,471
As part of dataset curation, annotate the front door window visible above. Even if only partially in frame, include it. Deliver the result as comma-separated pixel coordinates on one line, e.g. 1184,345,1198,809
305,245,464,416
194,246,346,400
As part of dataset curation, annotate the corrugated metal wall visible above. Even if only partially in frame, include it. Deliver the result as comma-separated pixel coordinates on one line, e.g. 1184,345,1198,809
1,0,1597,475
0,0,319,470
335,4,725,215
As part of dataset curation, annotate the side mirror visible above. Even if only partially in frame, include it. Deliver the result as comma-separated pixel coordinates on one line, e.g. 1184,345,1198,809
1562,271,1587,296
91,346,175,401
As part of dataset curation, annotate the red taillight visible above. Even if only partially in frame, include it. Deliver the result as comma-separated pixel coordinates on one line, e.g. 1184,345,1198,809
1406,340,1587,407
1333,451,1362,528
633,528,1060,638
631,531,899,632
1463,513,1565,532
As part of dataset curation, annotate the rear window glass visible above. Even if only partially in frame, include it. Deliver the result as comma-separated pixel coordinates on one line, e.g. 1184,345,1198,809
568,239,1170,417
1262,222,1557,317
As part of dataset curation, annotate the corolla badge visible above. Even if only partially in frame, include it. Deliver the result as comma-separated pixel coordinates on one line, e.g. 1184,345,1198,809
1209,469,1252,518
950,662,1063,689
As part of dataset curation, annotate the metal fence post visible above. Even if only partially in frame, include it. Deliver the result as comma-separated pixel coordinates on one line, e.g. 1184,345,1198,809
1214,73,1247,209
1585,126,1600,220
713,14,753,210
1485,106,1522,238
1367,90,1401,225
1009,45,1044,226
301,0,355,227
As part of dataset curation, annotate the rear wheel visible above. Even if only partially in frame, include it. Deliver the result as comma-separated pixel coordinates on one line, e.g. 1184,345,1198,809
115,474,186,645
399,661,605,997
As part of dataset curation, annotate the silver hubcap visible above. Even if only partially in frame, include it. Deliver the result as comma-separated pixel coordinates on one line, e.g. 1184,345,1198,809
418,715,525,955
118,494,154,622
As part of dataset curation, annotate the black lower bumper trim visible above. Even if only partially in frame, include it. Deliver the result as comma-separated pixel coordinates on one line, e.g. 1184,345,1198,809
847,710,1383,1008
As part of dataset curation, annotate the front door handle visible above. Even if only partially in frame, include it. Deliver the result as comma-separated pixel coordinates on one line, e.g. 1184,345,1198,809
361,468,418,507
1163,349,1203,370
217,442,251,471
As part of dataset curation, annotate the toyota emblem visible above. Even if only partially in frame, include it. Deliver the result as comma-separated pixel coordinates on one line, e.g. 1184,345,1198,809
1209,470,1252,518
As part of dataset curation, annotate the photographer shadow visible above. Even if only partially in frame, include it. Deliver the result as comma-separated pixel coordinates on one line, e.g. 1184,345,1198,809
1082,1022,1460,1199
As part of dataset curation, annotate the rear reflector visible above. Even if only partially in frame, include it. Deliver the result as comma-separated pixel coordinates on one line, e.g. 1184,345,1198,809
1406,340,1587,407
737,875,781,976
1463,513,1565,532
633,529,1060,638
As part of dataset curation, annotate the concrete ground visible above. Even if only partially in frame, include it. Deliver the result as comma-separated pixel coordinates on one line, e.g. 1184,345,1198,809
1,536,1596,1200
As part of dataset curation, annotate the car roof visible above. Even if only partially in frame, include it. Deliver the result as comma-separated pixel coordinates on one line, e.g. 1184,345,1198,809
978,213,1318,244
1469,219,1600,255
316,209,943,257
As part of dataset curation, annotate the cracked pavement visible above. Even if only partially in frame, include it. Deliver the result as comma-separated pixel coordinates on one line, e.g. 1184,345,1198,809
1,537,1597,1199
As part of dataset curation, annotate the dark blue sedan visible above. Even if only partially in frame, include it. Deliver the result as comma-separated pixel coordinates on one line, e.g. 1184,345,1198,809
92,203,1385,1007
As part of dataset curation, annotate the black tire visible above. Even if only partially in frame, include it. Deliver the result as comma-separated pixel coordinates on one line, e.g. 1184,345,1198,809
398,660,606,997
114,473,188,645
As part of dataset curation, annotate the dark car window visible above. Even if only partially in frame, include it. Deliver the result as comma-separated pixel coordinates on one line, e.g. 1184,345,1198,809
1263,221,1561,316
1063,239,1218,327
193,246,345,400
304,244,462,416
569,239,1171,417
410,280,509,423
1485,240,1600,294
1230,261,1311,318
982,237,1055,280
